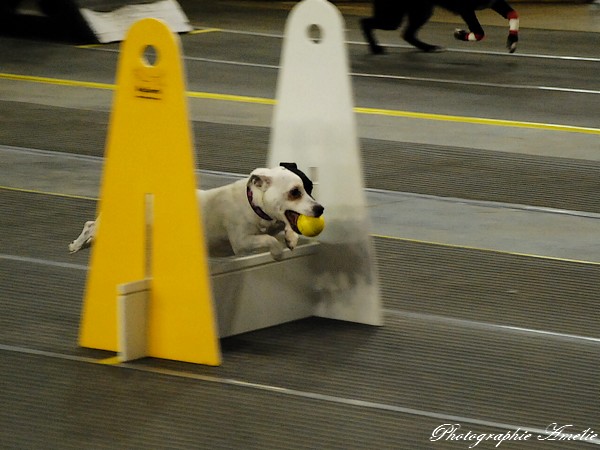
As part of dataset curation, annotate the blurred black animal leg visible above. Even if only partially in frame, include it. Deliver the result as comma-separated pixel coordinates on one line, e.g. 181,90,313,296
360,17,385,54
403,6,443,52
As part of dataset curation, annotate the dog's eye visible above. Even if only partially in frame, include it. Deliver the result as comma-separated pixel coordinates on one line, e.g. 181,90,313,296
289,188,302,200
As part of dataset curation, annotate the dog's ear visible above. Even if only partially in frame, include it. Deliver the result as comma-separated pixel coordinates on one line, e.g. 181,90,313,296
249,168,272,191
280,162,298,171
280,162,313,196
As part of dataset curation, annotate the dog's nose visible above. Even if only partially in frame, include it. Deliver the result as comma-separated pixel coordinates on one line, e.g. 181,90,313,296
313,204,324,217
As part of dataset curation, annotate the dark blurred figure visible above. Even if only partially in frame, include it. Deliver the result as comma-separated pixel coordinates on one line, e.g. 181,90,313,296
0,0,96,43
360,0,519,54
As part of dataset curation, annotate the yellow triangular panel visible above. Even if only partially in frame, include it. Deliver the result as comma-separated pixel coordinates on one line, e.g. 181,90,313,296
79,18,221,366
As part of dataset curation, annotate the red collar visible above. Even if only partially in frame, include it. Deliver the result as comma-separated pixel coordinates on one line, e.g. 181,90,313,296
246,186,273,221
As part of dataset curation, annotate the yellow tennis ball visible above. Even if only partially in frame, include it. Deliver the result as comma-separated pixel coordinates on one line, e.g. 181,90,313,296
297,215,325,237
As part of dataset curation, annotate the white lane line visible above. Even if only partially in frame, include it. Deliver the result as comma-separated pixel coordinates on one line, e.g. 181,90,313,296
0,253,88,271
1,249,598,346
0,144,104,162
352,71,600,95
366,188,600,220
2,342,599,445
190,27,600,62
385,310,600,345
181,53,600,95
3,144,600,220
85,43,600,95
356,41,600,63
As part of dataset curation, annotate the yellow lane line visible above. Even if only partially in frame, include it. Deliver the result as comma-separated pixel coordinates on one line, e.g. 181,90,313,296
76,44,104,49
0,185,97,201
96,356,122,365
188,28,221,35
1,72,599,135
186,90,276,105
354,107,600,135
2,185,597,266
0,72,114,90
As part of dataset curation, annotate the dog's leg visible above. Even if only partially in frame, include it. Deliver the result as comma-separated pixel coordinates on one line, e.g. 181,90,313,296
284,228,299,251
455,6,517,53
229,233,287,260
68,219,97,253
360,18,385,55
491,1,519,53
454,11,485,43
403,6,443,52
360,0,404,55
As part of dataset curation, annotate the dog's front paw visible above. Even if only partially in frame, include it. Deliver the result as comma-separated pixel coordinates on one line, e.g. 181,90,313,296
454,29,469,41
369,43,385,55
425,45,445,53
284,229,299,250
507,33,518,53
269,243,285,261
68,237,92,254
68,220,96,253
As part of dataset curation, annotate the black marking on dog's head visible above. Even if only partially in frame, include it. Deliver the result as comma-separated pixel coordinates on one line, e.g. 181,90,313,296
279,162,313,196
248,173,271,191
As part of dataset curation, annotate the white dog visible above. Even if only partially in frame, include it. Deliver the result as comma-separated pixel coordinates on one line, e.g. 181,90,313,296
69,163,324,260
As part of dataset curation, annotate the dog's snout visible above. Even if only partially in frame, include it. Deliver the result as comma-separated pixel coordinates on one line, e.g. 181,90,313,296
313,204,324,217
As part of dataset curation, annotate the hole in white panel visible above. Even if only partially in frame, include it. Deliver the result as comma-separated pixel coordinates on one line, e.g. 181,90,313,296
307,24,322,43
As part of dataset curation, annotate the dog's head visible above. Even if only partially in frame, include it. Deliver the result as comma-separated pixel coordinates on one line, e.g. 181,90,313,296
247,163,324,234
